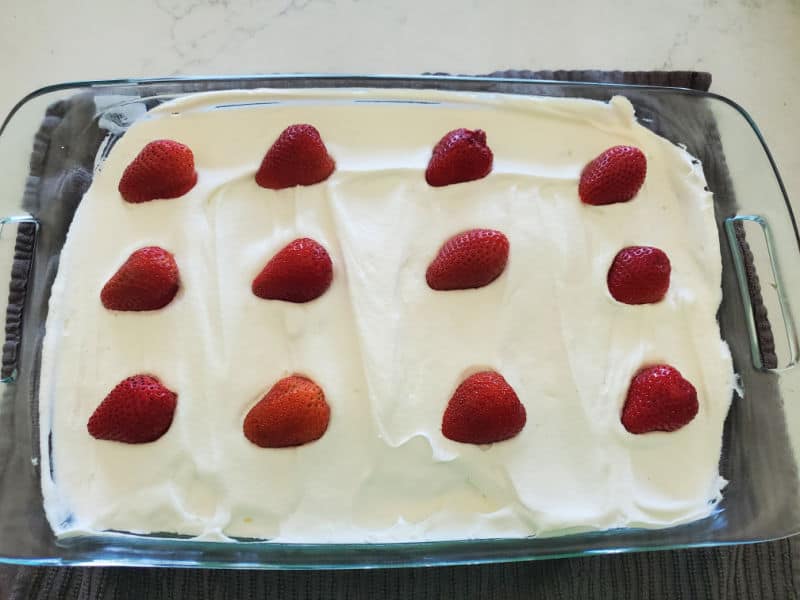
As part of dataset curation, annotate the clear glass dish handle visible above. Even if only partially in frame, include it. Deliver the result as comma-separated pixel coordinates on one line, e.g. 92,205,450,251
0,214,39,383
725,215,800,372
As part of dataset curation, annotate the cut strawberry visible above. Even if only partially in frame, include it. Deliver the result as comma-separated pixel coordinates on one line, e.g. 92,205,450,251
442,371,526,444
425,128,493,187
118,139,197,203
88,375,177,444
426,229,509,291
101,246,180,311
243,375,330,448
255,124,335,189
621,365,698,434
579,145,646,205
607,246,670,305
252,238,333,303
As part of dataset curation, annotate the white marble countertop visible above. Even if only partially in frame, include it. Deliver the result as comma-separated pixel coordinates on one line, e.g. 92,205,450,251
1,0,798,205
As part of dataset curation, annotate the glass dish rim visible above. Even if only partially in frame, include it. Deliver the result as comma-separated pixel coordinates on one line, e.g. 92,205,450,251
0,534,792,570
0,73,797,569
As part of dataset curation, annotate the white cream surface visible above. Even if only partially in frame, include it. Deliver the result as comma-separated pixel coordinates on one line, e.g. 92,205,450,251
39,89,736,542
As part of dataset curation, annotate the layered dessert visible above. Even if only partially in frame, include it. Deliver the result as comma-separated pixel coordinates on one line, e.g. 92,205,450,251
39,89,736,542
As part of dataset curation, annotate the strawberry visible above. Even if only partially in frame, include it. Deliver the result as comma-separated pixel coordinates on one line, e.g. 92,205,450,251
88,375,177,443
118,139,198,203
621,365,698,434
579,145,647,205
243,375,330,448
442,371,526,444
426,229,509,291
425,128,493,187
607,246,670,305
101,246,180,311
255,124,335,189
252,238,333,303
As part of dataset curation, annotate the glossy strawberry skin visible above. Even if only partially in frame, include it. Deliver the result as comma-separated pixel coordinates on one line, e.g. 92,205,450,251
118,139,198,203
101,246,180,311
252,238,333,303
255,124,335,190
426,229,509,291
87,375,177,444
579,145,647,205
607,246,671,305
425,128,493,187
621,365,698,434
243,375,330,448
442,371,526,444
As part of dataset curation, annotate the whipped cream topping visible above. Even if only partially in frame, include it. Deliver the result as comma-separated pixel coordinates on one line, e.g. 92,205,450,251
39,89,736,542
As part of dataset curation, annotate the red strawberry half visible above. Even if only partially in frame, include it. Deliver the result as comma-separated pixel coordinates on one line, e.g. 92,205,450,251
101,246,180,311
244,375,330,448
88,375,177,444
607,246,670,305
118,139,198,203
426,229,509,291
255,124,335,190
252,237,333,303
579,145,647,205
621,365,698,434
442,371,526,444
425,128,493,187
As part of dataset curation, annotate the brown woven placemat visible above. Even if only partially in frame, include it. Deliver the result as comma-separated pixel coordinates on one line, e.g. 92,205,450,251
1,70,796,600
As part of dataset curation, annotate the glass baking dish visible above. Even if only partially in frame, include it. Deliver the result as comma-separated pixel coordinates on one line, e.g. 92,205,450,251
0,75,797,569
